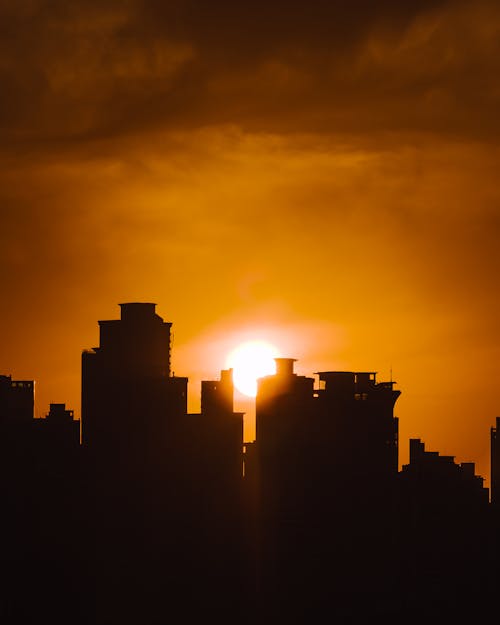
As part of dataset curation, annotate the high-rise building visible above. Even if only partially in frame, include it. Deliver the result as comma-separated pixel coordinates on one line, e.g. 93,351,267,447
253,360,401,622
492,417,500,508
255,362,400,518
81,303,187,622
200,368,244,491
81,302,184,466
81,304,246,624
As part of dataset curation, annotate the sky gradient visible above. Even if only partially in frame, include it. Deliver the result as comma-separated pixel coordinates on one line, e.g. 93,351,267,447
1,0,499,482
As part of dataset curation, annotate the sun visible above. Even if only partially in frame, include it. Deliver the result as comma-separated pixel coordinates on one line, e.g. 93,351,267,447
226,340,280,397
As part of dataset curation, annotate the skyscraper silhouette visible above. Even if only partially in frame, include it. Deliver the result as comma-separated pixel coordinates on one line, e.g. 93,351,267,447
492,417,500,509
251,360,401,622
81,303,246,624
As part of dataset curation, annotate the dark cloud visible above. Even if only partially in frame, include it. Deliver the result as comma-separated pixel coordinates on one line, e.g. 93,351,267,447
1,0,498,148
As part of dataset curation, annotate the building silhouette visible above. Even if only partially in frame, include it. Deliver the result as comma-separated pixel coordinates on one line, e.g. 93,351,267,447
81,302,245,624
492,417,500,508
0,302,498,624
0,374,34,422
398,438,490,620
250,360,402,622
0,377,81,624
490,416,500,611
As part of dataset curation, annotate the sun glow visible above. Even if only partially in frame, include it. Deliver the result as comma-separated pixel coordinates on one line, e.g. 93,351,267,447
226,340,280,397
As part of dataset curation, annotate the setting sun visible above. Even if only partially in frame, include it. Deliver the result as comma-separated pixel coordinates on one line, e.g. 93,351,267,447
225,340,280,397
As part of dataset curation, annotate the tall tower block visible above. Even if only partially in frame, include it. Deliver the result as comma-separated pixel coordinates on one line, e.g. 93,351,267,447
81,303,185,470
492,417,500,507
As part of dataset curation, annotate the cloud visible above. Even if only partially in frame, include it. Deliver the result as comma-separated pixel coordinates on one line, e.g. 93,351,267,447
1,0,499,148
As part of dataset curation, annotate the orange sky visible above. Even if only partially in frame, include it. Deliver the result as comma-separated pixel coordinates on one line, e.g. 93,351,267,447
1,0,499,484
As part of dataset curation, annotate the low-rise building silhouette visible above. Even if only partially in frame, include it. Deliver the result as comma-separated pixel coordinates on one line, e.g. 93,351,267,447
0,375,81,624
398,438,490,620
0,374,34,422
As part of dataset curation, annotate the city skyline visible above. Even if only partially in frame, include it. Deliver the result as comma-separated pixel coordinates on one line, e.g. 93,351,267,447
3,300,497,489
1,2,499,622
2,1,499,488
2,300,497,492
1,300,496,624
